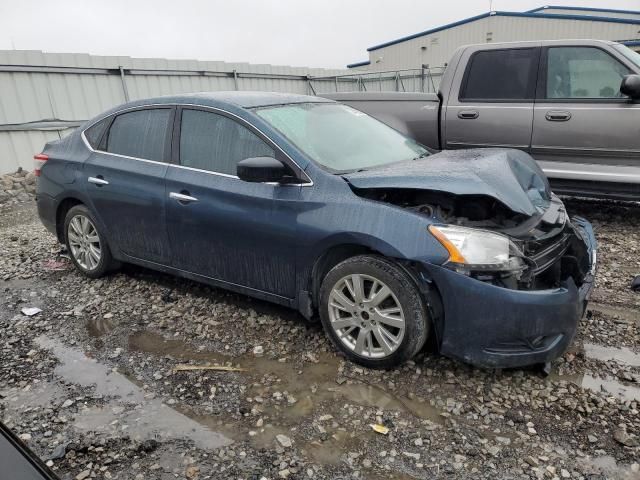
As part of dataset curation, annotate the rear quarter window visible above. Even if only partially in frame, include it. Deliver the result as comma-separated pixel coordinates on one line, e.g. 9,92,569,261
84,117,110,149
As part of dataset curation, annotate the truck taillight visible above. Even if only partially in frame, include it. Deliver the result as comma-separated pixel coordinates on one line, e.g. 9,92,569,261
33,153,48,177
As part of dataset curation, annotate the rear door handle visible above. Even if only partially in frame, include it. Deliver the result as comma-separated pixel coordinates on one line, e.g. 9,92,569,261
88,176,109,186
169,191,198,204
545,111,572,122
458,110,479,119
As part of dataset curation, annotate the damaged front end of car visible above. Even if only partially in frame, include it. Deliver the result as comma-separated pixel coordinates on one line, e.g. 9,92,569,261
344,149,597,368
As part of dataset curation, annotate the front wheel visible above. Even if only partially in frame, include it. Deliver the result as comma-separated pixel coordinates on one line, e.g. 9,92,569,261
319,255,429,369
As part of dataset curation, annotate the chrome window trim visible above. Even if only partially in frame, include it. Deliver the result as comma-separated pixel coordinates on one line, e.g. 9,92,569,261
80,102,313,186
169,163,238,179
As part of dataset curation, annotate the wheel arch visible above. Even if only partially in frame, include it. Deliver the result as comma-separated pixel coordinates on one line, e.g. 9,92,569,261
55,197,85,243
305,241,445,350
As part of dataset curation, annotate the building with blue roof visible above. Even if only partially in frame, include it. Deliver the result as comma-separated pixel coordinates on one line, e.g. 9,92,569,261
347,5,640,71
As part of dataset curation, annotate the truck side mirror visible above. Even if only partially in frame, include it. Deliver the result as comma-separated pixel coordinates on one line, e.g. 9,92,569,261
620,74,640,99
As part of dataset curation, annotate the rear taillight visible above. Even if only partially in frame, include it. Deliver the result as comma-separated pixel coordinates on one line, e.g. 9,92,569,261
34,153,48,177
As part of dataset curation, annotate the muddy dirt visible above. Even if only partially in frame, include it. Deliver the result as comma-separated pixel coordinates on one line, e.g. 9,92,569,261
1,198,639,479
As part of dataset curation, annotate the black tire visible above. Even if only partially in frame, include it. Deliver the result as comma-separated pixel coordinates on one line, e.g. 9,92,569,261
319,255,429,369
63,204,117,278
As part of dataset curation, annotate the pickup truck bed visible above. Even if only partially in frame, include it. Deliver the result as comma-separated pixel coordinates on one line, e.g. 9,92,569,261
325,92,441,150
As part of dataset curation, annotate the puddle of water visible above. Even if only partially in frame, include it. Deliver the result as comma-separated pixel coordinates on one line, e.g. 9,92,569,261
129,330,445,428
303,429,361,465
38,336,145,402
553,372,640,402
34,336,232,450
584,343,640,368
1,382,66,411
580,455,640,480
86,317,118,338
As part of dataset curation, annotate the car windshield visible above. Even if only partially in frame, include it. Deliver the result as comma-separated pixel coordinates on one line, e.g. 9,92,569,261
254,102,429,172
613,43,640,69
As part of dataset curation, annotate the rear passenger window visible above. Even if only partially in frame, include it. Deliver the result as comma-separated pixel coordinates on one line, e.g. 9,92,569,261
106,109,172,162
84,117,110,149
179,109,275,175
460,48,538,101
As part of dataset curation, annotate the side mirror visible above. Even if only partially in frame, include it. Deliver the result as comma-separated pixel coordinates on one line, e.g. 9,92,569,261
620,74,640,99
237,157,290,183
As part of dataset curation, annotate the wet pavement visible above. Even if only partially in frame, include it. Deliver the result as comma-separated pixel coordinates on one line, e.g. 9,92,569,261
1,198,639,479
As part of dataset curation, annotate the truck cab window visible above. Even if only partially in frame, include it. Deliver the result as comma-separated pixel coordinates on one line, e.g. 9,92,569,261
460,48,538,101
546,47,631,99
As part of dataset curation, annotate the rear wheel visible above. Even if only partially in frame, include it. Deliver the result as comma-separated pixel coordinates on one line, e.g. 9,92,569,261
64,205,116,278
319,255,429,369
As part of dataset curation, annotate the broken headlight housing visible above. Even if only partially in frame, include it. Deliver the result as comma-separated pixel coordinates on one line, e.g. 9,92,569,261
428,225,526,273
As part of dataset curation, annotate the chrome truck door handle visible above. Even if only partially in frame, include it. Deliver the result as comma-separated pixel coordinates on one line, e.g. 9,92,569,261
545,110,572,122
88,176,109,186
169,191,198,204
458,110,479,119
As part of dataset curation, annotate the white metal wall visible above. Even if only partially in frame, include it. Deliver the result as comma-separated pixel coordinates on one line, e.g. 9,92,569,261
362,15,640,71
0,50,348,174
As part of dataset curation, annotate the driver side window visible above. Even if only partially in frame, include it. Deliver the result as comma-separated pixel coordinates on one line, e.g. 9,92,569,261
546,47,631,99
179,109,275,175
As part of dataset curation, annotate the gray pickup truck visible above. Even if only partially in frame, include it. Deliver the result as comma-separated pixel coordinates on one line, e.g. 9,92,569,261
324,39,640,200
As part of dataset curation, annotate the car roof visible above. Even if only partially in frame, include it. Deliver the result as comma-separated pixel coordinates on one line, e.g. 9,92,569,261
133,91,334,109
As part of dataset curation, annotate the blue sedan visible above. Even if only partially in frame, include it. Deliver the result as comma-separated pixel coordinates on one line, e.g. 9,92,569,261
35,92,596,369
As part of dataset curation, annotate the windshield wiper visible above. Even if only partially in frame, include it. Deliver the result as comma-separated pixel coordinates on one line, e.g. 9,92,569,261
411,152,430,161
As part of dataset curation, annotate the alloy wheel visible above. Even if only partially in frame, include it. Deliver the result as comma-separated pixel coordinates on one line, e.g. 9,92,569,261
328,273,406,359
68,214,102,271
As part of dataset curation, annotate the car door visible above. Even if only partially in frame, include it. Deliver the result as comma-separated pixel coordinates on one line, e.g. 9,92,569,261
444,46,540,150
531,45,640,180
165,106,303,298
83,106,174,264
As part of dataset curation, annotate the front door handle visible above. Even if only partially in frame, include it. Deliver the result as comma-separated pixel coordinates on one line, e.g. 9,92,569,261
169,191,198,204
458,110,479,119
88,176,109,186
545,111,572,122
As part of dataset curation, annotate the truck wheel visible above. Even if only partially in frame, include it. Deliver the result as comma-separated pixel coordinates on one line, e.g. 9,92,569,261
319,255,429,369
64,205,117,278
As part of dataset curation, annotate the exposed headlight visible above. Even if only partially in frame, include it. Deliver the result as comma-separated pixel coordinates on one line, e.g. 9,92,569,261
428,225,525,272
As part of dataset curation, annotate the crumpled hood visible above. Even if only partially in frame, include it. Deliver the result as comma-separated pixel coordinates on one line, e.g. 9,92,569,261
343,148,551,216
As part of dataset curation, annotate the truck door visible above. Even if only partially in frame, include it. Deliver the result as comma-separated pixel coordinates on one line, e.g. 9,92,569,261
444,47,539,151
531,45,640,185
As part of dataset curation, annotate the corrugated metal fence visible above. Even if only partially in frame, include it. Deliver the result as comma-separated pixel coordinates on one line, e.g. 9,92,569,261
0,50,444,174
0,50,352,174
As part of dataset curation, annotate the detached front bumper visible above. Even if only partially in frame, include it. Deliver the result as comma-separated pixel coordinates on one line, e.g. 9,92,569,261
422,217,596,369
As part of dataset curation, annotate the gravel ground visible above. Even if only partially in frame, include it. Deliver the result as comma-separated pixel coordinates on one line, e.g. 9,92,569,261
0,198,639,480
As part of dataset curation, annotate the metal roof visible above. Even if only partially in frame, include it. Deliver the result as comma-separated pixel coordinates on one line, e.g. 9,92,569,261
366,9,640,52
346,60,371,69
526,5,640,16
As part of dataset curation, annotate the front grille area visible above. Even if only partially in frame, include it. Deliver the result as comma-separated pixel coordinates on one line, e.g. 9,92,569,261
521,223,590,290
